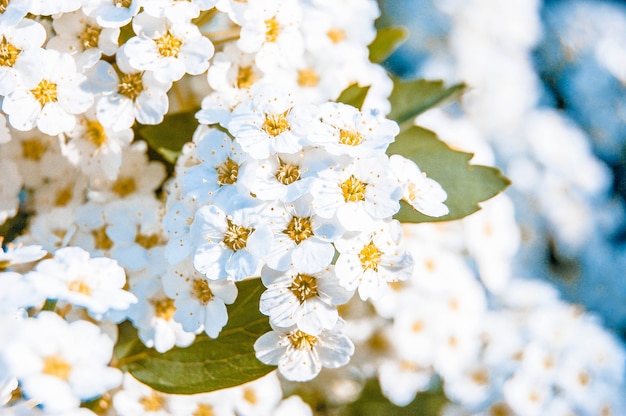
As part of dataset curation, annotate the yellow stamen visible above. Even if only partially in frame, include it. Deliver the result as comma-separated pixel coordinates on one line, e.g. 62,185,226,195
358,240,382,272
42,355,72,380
156,31,183,58
31,79,58,106
222,219,252,251
340,175,367,202
283,216,313,244
289,273,319,303
265,17,280,42
118,72,144,100
262,111,290,137
192,278,214,305
0,36,20,67
153,297,176,321
288,330,317,350
21,139,48,161
236,65,257,89
338,129,363,146
112,177,137,197
215,157,239,185
79,24,101,49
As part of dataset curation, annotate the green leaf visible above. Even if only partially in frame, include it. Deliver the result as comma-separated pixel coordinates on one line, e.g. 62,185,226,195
387,79,466,130
136,110,199,164
368,26,409,63
388,126,510,223
336,83,371,110
114,278,272,394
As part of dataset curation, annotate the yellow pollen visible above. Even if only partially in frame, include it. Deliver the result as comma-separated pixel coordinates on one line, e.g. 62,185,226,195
265,17,280,42
243,388,257,404
411,320,424,333
118,72,145,100
92,226,114,251
54,187,73,207
0,0,8,14
288,330,317,351
262,111,291,137
154,297,176,321
297,68,319,87
368,330,390,352
222,219,252,251
359,240,382,272
68,279,91,295
135,232,164,249
42,355,72,380
193,403,216,416
84,119,108,147
275,159,301,185
215,157,239,185
21,139,48,161
327,28,346,44
79,24,102,49
289,273,319,303
156,31,183,58
488,403,513,416
236,65,257,89
339,129,363,146
0,36,20,67
340,175,367,202
31,79,58,106
192,278,214,305
470,368,489,385
139,392,165,412
578,371,590,386
283,216,314,244
388,280,405,291
112,176,137,197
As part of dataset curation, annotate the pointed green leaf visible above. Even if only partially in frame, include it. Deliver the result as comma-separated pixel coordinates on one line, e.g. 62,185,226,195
368,26,409,63
136,110,199,164
388,126,510,223
388,79,466,129
115,278,272,394
336,83,371,110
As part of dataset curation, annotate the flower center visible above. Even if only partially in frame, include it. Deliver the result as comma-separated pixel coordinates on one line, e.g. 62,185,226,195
265,17,280,42
21,139,48,161
118,72,145,100
288,330,317,350
297,68,319,87
262,111,290,137
156,31,183,58
289,273,319,303
236,65,257,89
193,403,216,416
339,129,363,146
215,157,239,185
92,226,114,251
42,355,72,380
79,24,101,49
112,176,137,197
31,79,58,106
340,175,367,202
154,297,176,321
243,388,257,404
359,240,382,272
0,0,9,14
222,219,252,251
54,186,73,207
84,119,108,148
0,36,20,67
283,216,313,244
114,0,133,8
139,392,165,412
275,159,301,185
192,278,214,305
327,28,346,44
135,232,165,249
68,279,91,295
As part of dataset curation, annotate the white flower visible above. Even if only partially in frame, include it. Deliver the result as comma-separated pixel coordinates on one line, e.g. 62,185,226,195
2,49,93,135
47,10,120,71
28,0,82,15
0,18,47,96
113,373,172,416
310,101,399,157
190,199,272,281
89,59,171,131
2,311,122,414
142,0,217,24
62,110,134,181
162,260,238,338
228,86,310,159
0,241,46,270
181,128,251,204
254,319,354,382
24,246,137,319
264,196,343,273
311,155,402,231
389,154,449,218
207,43,263,92
0,0,31,27
0,271,46,313
237,0,304,72
260,265,352,335
334,220,414,300
123,13,214,84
